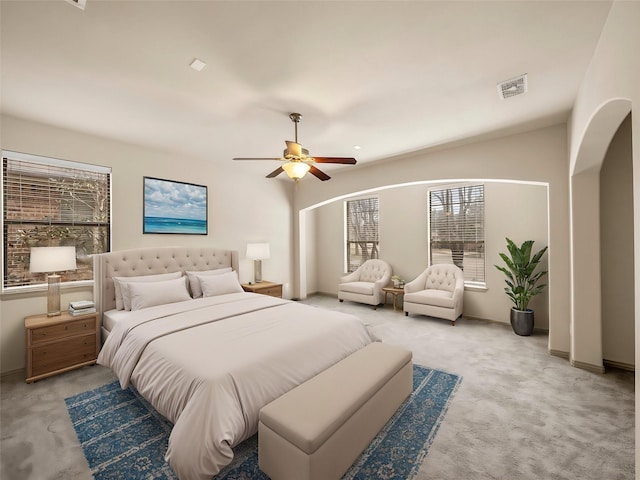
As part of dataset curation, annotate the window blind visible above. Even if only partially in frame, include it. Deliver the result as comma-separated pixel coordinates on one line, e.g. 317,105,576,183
429,184,485,284
2,151,111,289
345,197,379,272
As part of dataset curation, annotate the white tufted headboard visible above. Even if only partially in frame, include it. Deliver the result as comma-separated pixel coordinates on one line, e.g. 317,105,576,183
93,246,239,315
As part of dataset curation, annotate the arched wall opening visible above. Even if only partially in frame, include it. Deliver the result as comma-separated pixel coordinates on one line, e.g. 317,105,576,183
570,98,633,371
297,178,551,333
600,113,634,369
292,123,571,356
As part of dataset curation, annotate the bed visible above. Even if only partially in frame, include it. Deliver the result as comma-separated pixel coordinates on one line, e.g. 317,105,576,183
94,247,373,480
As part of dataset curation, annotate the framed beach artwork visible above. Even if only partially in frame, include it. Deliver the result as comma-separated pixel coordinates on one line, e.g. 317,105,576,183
143,176,208,235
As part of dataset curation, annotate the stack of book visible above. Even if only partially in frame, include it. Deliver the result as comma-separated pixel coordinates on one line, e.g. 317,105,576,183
68,300,96,316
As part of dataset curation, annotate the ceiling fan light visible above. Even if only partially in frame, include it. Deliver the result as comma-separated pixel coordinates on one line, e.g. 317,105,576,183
282,162,310,180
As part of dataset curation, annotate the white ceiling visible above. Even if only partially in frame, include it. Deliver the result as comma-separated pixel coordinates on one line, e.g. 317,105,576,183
0,1,612,179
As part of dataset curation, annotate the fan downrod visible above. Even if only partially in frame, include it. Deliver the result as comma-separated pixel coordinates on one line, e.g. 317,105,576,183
289,113,302,142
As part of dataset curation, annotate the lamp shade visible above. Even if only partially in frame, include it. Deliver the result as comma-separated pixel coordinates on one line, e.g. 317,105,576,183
30,246,77,273
246,243,270,260
282,161,310,180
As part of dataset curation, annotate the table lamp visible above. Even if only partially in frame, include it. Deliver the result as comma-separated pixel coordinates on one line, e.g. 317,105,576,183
30,246,77,316
246,243,270,283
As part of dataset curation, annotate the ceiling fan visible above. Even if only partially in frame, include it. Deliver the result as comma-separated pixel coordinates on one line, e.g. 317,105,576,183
233,113,357,181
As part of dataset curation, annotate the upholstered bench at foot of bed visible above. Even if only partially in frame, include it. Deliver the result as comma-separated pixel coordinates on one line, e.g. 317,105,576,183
258,342,413,480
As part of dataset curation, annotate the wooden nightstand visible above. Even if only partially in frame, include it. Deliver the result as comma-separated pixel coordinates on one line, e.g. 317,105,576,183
241,281,283,298
25,311,100,383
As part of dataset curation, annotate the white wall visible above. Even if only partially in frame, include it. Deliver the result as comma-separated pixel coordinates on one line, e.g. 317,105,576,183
600,114,634,367
568,4,639,368
565,0,640,467
0,114,294,374
310,181,549,328
296,124,570,353
305,208,318,295
568,2,640,371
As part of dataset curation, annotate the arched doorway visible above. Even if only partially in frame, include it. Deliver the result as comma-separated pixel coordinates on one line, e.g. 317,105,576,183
570,98,633,371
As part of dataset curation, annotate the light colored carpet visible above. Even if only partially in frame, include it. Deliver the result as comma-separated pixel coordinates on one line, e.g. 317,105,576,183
1,294,634,479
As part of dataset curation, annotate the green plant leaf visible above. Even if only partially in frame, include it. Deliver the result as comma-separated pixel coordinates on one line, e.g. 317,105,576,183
496,238,548,311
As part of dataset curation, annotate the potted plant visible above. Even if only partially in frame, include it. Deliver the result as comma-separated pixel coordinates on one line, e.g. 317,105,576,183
495,238,548,336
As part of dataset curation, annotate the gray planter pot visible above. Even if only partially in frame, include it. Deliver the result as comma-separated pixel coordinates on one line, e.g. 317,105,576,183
510,308,534,336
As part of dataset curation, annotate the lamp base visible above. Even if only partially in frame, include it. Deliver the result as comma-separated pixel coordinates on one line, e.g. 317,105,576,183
254,259,263,283
47,274,62,316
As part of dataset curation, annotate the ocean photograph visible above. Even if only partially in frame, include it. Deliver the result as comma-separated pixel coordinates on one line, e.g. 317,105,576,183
143,177,207,235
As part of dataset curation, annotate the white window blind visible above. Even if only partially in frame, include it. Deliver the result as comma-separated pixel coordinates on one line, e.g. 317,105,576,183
2,151,111,289
429,184,485,284
345,197,379,272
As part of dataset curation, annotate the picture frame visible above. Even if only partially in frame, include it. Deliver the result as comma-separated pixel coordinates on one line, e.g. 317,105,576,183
143,176,207,235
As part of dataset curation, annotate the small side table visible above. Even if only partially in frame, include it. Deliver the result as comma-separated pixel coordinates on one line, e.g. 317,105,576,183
382,286,405,311
25,311,99,383
241,281,283,298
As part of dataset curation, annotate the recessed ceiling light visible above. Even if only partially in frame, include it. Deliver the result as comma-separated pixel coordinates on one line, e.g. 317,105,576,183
353,145,361,150
190,58,206,72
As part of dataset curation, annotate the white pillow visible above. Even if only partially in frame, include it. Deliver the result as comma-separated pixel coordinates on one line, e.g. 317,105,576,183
199,271,244,297
186,267,233,298
113,271,183,311
128,276,191,311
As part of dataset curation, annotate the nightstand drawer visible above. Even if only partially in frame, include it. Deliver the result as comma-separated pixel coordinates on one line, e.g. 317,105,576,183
31,334,97,377
241,281,283,298
260,285,283,297
30,317,96,345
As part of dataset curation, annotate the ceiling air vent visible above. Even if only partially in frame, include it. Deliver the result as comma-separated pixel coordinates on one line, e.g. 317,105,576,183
497,74,527,100
65,0,87,10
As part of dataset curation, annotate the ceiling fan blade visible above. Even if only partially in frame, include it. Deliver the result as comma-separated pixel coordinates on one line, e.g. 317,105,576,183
233,157,282,161
312,157,357,165
266,166,284,178
309,165,331,181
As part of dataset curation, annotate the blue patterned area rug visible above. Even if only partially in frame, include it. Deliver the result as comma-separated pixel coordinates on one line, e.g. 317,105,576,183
65,364,461,480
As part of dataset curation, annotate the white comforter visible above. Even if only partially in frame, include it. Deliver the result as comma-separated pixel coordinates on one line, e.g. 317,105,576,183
97,292,372,480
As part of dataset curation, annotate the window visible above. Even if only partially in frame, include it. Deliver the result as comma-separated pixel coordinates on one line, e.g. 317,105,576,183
429,184,484,285
2,151,111,290
345,197,379,272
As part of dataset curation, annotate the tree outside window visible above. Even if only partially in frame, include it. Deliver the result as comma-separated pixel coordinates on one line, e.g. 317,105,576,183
429,184,485,284
345,197,379,272
2,152,111,290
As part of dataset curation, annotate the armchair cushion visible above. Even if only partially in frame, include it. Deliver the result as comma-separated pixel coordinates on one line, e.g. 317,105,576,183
339,281,376,296
404,289,455,309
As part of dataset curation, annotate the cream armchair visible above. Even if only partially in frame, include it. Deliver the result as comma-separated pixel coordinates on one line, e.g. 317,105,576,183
403,264,464,325
338,259,392,309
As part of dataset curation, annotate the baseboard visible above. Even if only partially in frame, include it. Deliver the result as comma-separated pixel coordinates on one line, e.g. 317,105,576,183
308,291,337,298
570,359,606,374
460,314,506,326
462,314,549,333
603,359,635,372
1,368,24,379
548,349,570,360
